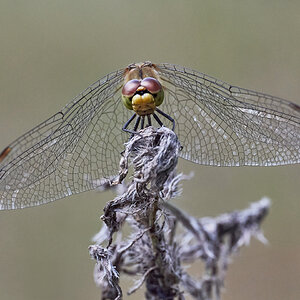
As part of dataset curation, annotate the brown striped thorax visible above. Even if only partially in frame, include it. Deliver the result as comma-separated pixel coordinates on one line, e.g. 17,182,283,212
121,62,164,116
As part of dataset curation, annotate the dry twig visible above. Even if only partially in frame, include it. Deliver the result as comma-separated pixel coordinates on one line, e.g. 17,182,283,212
89,126,270,300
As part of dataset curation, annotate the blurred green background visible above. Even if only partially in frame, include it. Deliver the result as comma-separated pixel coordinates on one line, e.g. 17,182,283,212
0,1,299,299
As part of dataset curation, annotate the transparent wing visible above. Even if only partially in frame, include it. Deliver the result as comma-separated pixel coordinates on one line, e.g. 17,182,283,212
156,63,300,166
1,62,300,209
0,69,133,210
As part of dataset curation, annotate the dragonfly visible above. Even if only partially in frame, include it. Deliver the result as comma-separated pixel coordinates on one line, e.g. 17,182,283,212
0,61,299,210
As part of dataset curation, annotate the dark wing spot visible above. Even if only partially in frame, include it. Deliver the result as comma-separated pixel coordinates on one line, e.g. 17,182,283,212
0,146,12,163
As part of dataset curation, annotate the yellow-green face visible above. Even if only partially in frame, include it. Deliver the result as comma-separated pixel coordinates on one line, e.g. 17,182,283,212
121,63,164,116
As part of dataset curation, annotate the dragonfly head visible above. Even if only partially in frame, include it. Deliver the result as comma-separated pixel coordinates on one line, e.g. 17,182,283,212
122,77,164,116
122,64,164,116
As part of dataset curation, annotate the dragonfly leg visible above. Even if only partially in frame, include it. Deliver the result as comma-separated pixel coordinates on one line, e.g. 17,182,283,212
121,114,141,143
140,116,145,129
133,115,141,132
129,116,141,139
122,113,136,132
153,113,163,127
147,115,152,127
123,113,143,139
122,113,142,136
156,108,175,130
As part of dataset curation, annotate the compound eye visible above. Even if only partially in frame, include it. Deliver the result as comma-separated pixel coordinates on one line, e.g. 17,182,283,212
141,77,162,94
122,79,141,97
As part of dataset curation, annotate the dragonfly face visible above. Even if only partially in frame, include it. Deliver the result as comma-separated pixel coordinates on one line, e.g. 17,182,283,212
121,76,164,116
121,62,167,133
0,61,299,209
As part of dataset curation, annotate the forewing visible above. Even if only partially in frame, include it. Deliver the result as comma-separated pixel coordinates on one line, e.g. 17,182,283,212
0,69,131,209
157,63,300,166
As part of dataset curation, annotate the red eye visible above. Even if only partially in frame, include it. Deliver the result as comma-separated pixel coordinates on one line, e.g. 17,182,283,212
122,79,141,97
141,77,162,94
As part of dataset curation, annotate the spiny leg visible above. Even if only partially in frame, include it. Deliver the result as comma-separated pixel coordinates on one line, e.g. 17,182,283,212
147,115,152,127
153,113,163,127
140,116,145,129
121,114,141,144
122,113,136,132
133,115,141,132
122,113,141,135
130,115,141,139
156,108,175,130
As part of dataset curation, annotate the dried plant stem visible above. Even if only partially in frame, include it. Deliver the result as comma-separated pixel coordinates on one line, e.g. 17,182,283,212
89,126,271,300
